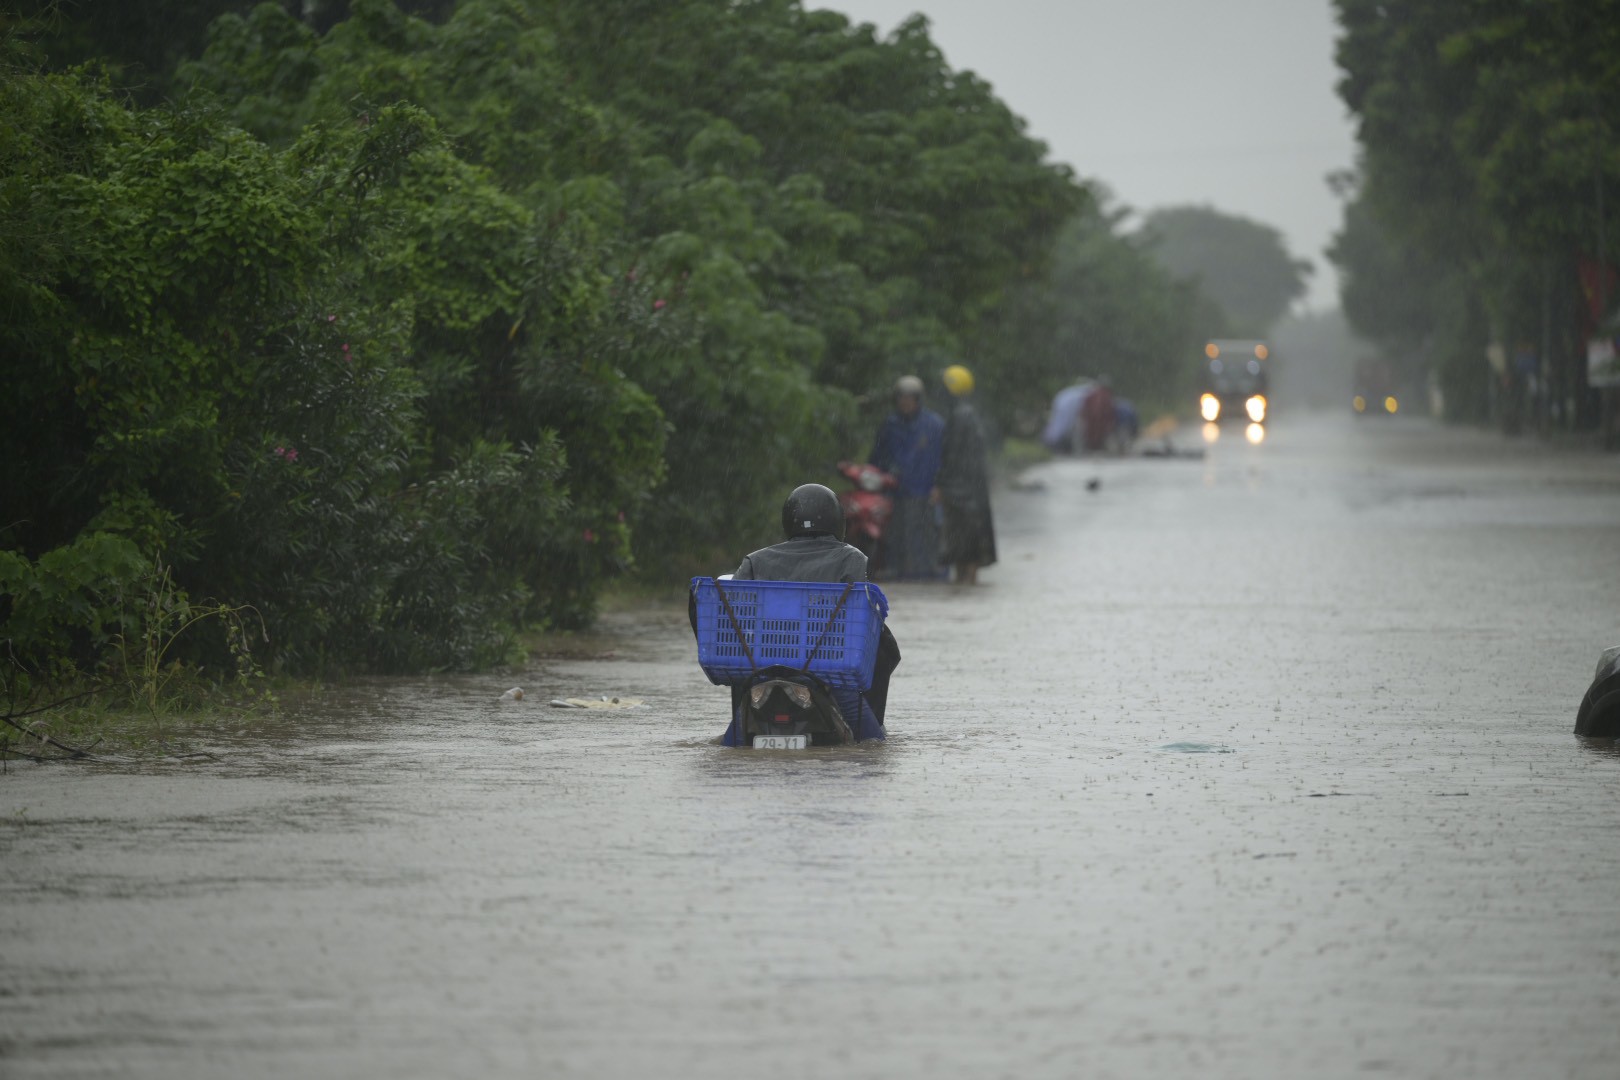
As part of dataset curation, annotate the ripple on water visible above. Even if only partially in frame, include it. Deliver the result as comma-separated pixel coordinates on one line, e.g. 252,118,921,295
1157,741,1236,754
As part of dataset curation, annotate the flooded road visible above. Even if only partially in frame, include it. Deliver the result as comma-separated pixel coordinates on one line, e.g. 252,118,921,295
5,414,1619,1079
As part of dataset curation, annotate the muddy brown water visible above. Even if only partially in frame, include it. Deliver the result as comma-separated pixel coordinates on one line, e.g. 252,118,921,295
4,415,1619,1079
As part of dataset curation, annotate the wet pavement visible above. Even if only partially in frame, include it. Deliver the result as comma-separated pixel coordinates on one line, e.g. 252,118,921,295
4,413,1619,1079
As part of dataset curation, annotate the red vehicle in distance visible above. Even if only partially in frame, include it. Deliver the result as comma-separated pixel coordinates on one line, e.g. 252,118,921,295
836,460,897,562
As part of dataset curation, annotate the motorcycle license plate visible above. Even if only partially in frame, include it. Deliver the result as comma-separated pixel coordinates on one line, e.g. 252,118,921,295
753,735,808,750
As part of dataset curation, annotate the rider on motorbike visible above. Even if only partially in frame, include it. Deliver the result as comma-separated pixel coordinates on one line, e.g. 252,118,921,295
712,483,901,743
734,483,868,584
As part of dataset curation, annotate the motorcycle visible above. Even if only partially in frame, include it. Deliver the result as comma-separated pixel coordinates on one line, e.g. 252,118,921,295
836,461,897,562
691,577,890,749
735,666,854,748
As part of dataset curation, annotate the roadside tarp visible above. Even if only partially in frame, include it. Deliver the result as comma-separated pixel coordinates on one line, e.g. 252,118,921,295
1042,383,1096,450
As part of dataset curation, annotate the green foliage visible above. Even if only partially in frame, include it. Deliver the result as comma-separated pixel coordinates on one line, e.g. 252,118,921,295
1141,205,1313,336
972,200,1224,428
0,537,271,751
111,562,272,728
181,0,1081,563
0,534,148,675
14,0,252,101
0,62,618,673
1332,0,1620,424
9,0,1172,686
15,0,459,101
1327,176,1439,354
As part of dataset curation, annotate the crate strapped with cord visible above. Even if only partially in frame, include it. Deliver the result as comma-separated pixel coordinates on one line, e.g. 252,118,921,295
690,577,888,691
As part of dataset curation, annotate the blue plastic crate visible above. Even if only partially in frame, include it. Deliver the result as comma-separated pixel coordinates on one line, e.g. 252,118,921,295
691,577,889,691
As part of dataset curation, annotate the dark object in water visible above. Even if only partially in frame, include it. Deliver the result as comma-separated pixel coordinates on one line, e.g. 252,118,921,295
1086,477,1101,492
735,666,854,746
1574,646,1620,737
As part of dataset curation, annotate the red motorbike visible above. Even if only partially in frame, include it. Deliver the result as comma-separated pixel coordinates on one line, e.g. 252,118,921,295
836,461,897,562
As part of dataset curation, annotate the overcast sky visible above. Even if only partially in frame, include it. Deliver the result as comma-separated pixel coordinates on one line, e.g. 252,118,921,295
826,0,1357,310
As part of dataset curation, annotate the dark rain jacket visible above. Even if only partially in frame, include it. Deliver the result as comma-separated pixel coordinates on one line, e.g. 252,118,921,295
1575,645,1620,736
937,399,998,567
702,533,899,743
870,408,946,498
734,535,868,583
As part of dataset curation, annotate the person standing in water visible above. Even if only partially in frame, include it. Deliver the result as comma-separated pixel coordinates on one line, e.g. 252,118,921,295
932,364,997,585
869,374,945,580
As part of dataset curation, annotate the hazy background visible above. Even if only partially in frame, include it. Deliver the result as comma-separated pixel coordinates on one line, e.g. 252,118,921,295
829,0,1356,312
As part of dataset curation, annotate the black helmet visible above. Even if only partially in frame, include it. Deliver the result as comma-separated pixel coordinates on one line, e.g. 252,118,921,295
781,483,844,540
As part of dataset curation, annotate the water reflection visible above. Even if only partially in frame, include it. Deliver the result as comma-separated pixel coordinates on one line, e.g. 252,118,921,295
1245,422,1266,445
1202,421,1221,444
1576,736,1620,757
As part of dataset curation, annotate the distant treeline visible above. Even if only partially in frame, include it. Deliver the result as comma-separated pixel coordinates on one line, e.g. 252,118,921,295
3,0,1264,679
1329,0,1620,426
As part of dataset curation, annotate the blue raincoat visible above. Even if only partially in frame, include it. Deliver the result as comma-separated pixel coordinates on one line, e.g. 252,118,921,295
870,408,946,497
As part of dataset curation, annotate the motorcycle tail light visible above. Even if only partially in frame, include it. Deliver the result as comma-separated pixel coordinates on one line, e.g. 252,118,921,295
750,682,813,709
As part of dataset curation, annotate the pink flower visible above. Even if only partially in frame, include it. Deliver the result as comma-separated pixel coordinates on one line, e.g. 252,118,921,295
582,529,596,543
273,445,299,462
327,315,336,323
653,299,666,310
341,343,350,352
617,511,626,523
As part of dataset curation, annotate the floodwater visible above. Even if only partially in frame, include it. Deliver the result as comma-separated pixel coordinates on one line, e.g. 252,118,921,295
4,414,1619,1079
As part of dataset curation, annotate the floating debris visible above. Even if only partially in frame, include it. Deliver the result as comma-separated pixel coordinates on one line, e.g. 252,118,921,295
499,687,524,702
1140,438,1205,459
1008,472,1047,492
548,696,646,710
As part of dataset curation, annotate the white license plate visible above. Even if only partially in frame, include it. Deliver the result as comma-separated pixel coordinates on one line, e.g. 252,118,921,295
753,735,808,750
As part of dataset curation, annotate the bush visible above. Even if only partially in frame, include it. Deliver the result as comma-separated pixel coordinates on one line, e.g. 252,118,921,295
0,534,148,679
9,1,1164,688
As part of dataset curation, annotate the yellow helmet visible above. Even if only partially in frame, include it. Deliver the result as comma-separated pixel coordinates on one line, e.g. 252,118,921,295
941,364,975,396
